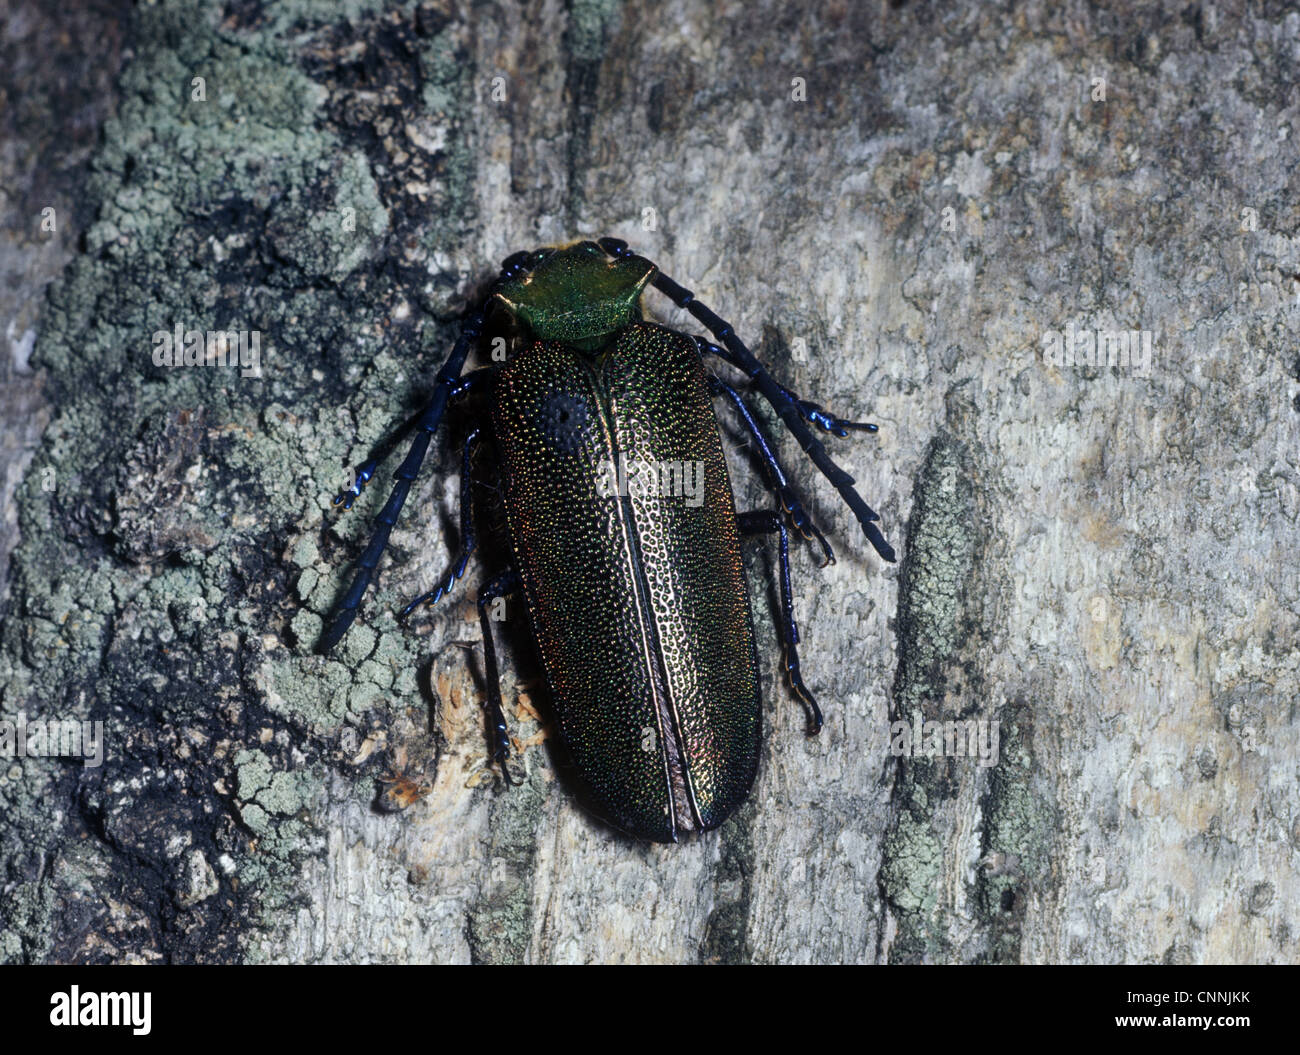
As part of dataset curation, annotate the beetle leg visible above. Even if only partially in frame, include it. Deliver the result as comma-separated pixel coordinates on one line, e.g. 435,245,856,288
737,510,824,736
476,567,524,786
598,237,894,563
776,386,880,437
332,416,414,513
719,354,880,438
332,367,495,511
401,426,482,618
708,374,835,567
318,312,484,653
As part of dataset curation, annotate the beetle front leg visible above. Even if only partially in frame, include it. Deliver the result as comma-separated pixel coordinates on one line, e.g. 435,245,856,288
318,313,484,653
476,567,523,786
332,412,417,513
737,510,824,736
701,340,879,438
709,374,835,567
401,426,482,618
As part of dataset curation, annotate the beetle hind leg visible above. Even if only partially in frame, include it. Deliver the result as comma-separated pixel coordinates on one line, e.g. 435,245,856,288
476,567,524,785
737,510,824,736
401,427,482,618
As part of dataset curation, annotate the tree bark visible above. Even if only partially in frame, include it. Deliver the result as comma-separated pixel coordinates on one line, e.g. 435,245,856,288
1,0,1296,964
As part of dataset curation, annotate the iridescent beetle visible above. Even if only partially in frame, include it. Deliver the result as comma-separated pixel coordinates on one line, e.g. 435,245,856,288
319,239,893,842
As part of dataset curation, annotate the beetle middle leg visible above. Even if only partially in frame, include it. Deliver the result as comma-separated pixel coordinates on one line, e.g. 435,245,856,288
737,510,824,736
476,567,523,785
400,426,482,617
598,236,895,563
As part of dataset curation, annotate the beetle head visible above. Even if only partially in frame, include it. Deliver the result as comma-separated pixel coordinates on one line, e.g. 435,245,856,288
492,241,656,351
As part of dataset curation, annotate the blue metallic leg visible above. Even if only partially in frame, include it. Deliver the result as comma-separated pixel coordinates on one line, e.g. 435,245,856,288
332,420,412,513
701,340,879,438
598,237,895,563
477,567,523,785
332,367,495,511
401,426,482,617
318,312,485,652
737,510,823,735
708,373,835,566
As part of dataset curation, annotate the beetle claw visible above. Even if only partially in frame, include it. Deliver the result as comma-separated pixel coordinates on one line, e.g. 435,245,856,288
333,464,376,510
783,654,824,735
804,522,835,567
797,690,824,736
780,494,835,566
794,397,879,437
402,557,472,618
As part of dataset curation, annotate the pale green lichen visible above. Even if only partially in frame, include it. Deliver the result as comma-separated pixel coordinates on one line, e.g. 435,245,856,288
893,434,976,711
0,0,475,962
465,769,547,965
879,430,977,962
566,0,624,63
881,812,943,917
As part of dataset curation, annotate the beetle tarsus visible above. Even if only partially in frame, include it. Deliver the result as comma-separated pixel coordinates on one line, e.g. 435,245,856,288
400,566,462,619
769,381,881,437
781,494,835,566
785,659,825,736
709,369,839,565
738,509,826,732
799,689,825,737
334,460,377,509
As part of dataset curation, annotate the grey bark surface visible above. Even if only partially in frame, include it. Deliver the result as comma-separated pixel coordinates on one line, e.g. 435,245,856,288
0,0,1297,964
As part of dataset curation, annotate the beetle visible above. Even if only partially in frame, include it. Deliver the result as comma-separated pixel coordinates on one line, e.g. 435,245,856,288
318,238,894,842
